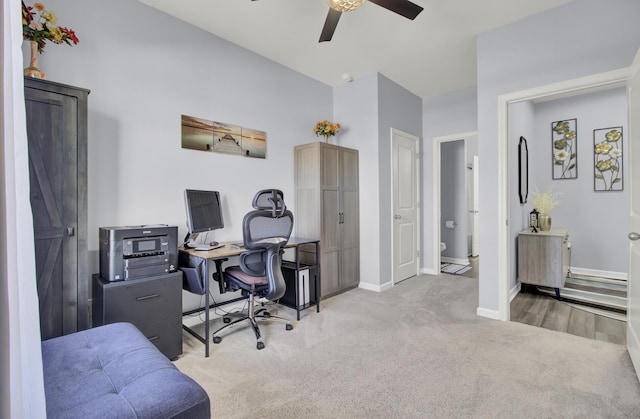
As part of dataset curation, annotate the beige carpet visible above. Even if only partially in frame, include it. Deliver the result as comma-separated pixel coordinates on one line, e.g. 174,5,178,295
174,273,640,418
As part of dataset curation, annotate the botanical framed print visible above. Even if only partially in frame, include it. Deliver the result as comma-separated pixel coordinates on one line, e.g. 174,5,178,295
551,119,577,180
181,114,266,159
594,127,623,191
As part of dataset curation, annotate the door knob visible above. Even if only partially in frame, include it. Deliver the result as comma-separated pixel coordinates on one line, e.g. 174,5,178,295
629,232,640,241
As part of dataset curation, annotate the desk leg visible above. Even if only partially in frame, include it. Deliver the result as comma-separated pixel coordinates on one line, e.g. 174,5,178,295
295,246,301,321
315,241,320,313
203,260,210,358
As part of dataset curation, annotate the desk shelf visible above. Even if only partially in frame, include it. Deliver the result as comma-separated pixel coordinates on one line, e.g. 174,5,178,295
280,262,318,319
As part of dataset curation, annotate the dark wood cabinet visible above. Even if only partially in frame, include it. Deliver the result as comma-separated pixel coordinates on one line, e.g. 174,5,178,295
92,273,183,360
24,77,89,339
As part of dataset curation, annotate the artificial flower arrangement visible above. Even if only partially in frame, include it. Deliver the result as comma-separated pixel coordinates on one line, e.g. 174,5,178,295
530,186,560,215
313,120,341,142
22,1,79,53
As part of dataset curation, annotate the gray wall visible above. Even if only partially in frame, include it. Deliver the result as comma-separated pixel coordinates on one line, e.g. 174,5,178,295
531,88,628,273
477,0,640,314
377,75,422,285
33,0,333,310
35,0,423,296
334,73,422,288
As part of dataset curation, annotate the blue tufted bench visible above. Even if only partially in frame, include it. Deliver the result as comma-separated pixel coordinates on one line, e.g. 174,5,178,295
41,322,210,419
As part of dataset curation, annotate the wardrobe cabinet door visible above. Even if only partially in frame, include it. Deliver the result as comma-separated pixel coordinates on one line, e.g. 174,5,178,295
25,78,89,339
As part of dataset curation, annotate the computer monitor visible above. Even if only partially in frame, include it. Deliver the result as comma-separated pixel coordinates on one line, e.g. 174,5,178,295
184,189,224,239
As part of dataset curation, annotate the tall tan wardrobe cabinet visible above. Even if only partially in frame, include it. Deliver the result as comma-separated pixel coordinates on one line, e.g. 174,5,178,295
294,142,359,299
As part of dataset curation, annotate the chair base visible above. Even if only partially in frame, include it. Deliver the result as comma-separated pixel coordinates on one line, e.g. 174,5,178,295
212,308,293,350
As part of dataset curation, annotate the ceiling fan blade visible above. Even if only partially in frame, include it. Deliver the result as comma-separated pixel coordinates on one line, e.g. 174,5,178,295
319,8,342,42
368,0,424,20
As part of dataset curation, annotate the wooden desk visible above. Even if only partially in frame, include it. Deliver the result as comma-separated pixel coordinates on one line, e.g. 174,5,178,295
179,238,320,357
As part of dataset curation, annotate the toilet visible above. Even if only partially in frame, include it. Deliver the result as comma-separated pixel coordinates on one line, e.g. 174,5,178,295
440,242,446,252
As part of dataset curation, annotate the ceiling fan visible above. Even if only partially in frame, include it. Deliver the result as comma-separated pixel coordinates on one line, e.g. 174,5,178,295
252,0,424,42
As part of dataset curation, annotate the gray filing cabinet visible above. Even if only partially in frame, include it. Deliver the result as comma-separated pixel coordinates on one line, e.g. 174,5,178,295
92,272,182,359
518,228,570,292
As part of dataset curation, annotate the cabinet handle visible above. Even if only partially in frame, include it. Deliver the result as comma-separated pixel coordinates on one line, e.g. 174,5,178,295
629,232,640,241
67,227,75,236
136,293,159,301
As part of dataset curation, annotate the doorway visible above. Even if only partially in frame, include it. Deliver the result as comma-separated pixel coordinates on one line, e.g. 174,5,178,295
496,68,631,322
432,132,478,272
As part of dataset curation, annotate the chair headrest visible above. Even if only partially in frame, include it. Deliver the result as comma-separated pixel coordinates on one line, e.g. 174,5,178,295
252,189,286,218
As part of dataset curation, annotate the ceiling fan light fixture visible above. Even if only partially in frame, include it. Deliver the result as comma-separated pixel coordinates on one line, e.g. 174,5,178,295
326,0,366,12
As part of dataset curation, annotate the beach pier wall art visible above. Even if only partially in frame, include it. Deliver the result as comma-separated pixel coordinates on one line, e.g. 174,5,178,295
181,114,266,159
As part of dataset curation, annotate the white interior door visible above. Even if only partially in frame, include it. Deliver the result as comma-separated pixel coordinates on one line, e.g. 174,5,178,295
627,49,640,381
472,155,480,257
392,129,419,284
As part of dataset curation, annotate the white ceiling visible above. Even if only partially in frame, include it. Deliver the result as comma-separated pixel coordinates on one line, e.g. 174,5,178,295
138,0,572,98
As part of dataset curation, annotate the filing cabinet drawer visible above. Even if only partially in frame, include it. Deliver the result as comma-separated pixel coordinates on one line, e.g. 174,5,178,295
93,272,182,359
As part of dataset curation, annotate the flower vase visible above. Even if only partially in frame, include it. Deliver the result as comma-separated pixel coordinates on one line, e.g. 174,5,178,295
538,215,552,231
323,135,329,143
24,41,46,79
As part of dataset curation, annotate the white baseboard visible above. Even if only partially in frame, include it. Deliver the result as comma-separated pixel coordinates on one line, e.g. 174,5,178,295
422,267,438,275
441,256,470,265
476,306,501,320
570,267,627,281
510,282,522,302
358,280,393,292
475,284,519,322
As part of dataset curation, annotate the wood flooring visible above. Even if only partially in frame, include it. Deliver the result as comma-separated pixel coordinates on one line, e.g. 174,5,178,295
510,287,627,345
450,256,625,345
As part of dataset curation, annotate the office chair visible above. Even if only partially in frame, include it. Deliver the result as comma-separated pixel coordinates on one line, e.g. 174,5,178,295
212,189,294,350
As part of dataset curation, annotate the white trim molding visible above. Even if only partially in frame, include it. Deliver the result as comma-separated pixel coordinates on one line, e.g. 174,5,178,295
496,67,632,322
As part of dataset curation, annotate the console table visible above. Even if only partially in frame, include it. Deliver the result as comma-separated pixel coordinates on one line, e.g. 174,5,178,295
517,228,570,297
179,238,320,357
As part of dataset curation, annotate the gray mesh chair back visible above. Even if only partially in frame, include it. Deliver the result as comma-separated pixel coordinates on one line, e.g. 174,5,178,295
212,189,294,349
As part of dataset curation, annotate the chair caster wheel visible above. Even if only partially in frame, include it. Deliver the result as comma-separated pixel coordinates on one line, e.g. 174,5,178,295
285,323,293,331
223,317,231,324
257,341,265,350
213,336,222,344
